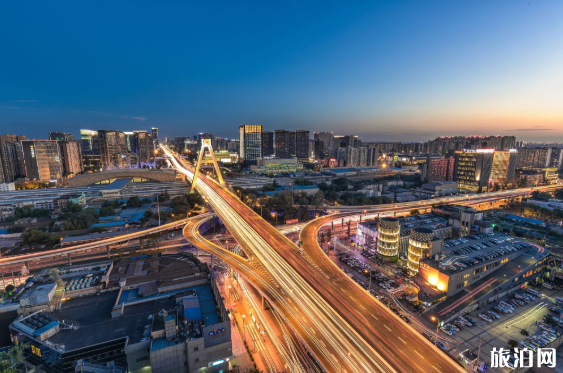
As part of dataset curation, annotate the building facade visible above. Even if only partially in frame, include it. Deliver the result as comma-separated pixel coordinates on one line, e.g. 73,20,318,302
21,140,63,182
239,125,262,166
262,131,274,157
454,149,494,192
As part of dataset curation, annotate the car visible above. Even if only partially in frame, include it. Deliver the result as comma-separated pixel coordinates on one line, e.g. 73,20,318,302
440,327,453,336
422,331,433,340
479,314,492,322
435,341,446,350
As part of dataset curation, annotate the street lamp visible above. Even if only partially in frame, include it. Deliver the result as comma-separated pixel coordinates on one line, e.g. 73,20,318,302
242,315,246,342
341,352,351,373
227,285,232,306
364,269,372,291
271,212,277,226
431,316,440,343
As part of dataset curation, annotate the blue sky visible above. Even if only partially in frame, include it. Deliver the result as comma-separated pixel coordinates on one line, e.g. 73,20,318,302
1,1,562,141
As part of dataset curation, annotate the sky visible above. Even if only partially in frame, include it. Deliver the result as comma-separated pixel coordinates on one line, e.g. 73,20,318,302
1,1,562,142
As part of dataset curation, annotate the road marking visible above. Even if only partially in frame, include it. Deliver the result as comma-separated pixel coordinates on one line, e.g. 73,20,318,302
397,336,406,344
414,350,424,359
384,325,392,331
371,314,378,320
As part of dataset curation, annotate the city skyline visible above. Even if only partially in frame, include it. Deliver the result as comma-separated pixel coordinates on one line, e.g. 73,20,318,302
2,1,563,141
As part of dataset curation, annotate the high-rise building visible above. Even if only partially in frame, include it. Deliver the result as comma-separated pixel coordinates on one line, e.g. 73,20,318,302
333,135,346,149
49,132,75,141
239,125,262,166
314,132,334,159
80,129,99,154
134,130,154,166
516,147,552,169
489,150,518,183
262,131,274,157
274,130,296,158
58,141,84,177
344,135,360,148
151,127,159,146
422,157,455,182
0,141,25,183
295,130,310,159
98,130,128,170
549,147,563,170
314,139,325,160
21,140,63,182
454,149,494,192
428,135,516,155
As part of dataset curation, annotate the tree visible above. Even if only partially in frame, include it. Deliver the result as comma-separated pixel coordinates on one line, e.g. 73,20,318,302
127,196,142,208
543,314,557,327
520,329,529,337
507,339,519,349
410,209,420,216
0,341,29,373
5,285,15,295
99,206,115,217
142,198,152,205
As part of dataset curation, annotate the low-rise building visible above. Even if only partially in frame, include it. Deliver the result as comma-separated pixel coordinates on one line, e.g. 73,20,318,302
0,182,16,191
416,181,458,198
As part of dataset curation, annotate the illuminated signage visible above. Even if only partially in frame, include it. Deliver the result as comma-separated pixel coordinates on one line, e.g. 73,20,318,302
208,328,227,339
461,149,495,154
212,359,225,366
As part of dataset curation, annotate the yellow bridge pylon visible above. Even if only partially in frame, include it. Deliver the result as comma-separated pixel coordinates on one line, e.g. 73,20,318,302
191,138,225,193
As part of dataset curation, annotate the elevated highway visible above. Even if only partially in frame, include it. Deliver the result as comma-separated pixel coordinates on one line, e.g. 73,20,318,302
163,145,464,373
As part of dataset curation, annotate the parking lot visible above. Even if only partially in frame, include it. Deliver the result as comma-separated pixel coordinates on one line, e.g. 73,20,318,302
445,286,563,371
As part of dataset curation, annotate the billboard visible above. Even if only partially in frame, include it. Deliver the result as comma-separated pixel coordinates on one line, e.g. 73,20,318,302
203,320,231,348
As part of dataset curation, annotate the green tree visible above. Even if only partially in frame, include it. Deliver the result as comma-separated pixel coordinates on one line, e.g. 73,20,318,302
99,206,115,217
127,196,142,208
142,198,152,205
520,329,529,337
410,209,420,216
0,341,29,373
507,339,519,349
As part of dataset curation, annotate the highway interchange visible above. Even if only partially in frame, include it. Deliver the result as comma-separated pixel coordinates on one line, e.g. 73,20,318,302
1,144,558,372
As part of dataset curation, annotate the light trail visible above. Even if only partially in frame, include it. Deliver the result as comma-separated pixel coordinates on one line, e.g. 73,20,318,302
164,145,464,373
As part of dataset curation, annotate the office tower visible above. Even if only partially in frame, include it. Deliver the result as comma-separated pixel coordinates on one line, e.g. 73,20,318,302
21,140,63,182
516,147,551,169
422,157,455,182
227,139,240,153
262,131,274,157
333,135,346,149
49,132,75,141
98,130,127,169
239,125,262,166
454,149,494,192
215,137,228,151
295,130,310,159
314,132,334,159
151,127,159,146
134,130,154,166
123,131,135,153
58,140,84,177
344,135,360,148
489,150,519,183
80,129,99,154
549,147,563,170
314,139,325,160
0,135,26,183
275,130,296,158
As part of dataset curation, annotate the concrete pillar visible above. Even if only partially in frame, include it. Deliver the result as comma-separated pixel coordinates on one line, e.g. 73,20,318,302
24,261,29,273
210,254,214,268
262,294,265,310
67,253,72,266
106,245,111,258
195,247,199,257
139,238,143,250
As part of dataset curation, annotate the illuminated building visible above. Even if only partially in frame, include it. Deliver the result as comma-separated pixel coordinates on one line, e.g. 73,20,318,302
453,149,494,192
239,124,262,166
376,217,400,258
21,140,63,182
407,227,434,275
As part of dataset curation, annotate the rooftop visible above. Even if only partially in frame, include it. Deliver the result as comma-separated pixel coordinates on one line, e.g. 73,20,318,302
102,178,132,191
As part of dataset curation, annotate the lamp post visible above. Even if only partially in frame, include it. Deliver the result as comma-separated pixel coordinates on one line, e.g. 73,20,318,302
290,182,294,205
242,315,246,342
431,316,440,343
364,269,372,291
227,285,232,306
271,212,277,226
340,352,351,373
